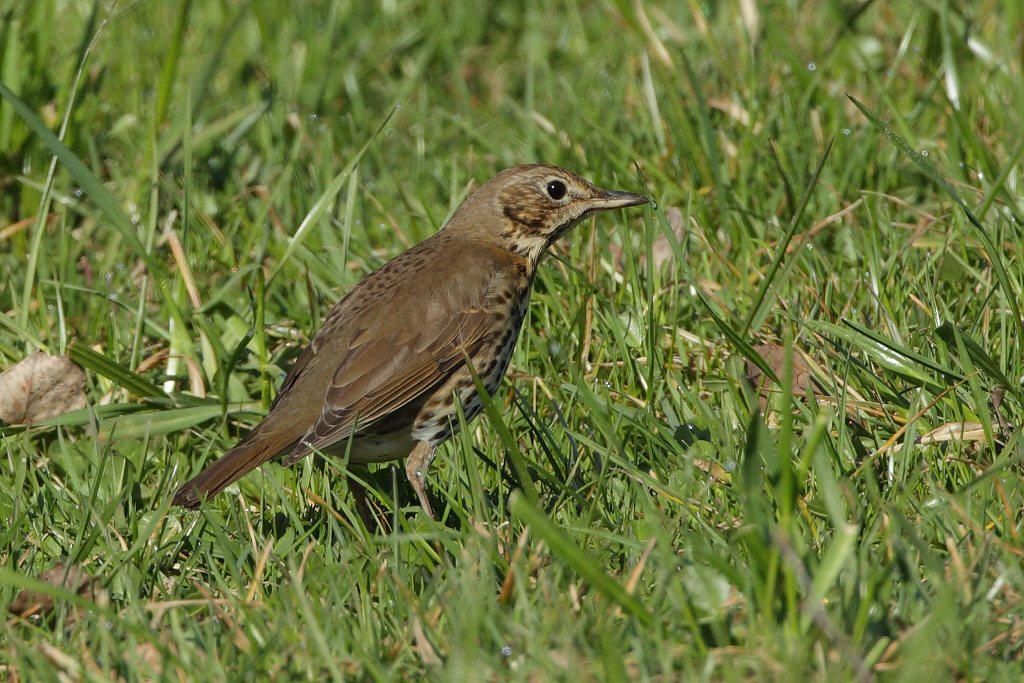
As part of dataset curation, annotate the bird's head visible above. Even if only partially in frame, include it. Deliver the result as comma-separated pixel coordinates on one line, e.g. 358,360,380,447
448,164,649,263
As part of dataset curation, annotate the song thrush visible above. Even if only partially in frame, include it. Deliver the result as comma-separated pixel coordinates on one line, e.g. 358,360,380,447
173,164,648,517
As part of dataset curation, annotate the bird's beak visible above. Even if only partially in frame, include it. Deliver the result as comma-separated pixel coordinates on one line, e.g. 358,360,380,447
586,189,650,211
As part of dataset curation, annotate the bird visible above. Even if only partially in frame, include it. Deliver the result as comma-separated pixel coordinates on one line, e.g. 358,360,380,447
172,164,649,518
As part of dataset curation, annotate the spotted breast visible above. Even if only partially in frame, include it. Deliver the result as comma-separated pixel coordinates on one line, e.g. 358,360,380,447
411,257,534,447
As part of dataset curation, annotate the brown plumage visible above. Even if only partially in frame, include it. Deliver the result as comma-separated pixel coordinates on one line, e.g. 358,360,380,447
172,164,648,517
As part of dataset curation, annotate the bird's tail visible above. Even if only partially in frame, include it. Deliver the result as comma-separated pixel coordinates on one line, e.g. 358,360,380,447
172,426,298,509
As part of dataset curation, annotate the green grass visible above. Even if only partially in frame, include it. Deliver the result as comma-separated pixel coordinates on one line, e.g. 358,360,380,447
2,0,1023,679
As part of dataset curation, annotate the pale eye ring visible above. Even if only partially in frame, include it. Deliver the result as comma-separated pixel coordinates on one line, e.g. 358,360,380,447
546,180,567,200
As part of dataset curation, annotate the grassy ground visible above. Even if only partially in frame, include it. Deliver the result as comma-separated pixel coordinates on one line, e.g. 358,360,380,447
2,0,1023,679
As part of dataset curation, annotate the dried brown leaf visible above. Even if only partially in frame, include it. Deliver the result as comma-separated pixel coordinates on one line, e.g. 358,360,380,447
745,342,816,413
0,352,87,425
8,562,103,625
918,422,988,445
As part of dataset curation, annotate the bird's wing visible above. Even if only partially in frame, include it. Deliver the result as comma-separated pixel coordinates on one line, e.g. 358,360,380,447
283,245,516,463
284,310,492,462
270,308,342,413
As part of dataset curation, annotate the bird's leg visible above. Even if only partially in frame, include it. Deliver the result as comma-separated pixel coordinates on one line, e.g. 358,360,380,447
404,441,436,519
346,465,381,531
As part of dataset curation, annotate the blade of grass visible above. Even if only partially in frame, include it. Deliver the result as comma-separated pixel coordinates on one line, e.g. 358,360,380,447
0,80,188,337
743,137,835,335
69,341,166,399
154,0,191,127
467,360,539,508
267,104,398,285
944,324,996,449
935,322,1016,396
0,568,175,650
99,403,250,440
510,491,653,627
697,287,779,384
847,93,1023,340
15,5,103,334
0,308,46,349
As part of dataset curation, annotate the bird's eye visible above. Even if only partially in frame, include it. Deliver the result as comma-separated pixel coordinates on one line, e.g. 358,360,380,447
546,180,567,200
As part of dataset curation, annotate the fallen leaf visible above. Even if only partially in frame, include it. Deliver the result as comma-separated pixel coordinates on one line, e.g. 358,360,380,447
0,352,87,425
873,421,997,461
745,342,816,413
917,422,987,445
8,562,105,626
